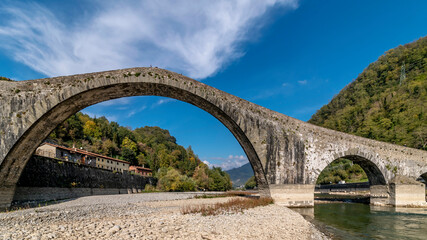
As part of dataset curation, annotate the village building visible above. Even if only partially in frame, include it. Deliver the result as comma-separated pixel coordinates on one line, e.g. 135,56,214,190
35,142,130,173
129,166,153,176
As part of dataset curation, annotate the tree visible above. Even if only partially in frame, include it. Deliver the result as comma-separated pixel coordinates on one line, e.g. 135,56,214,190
83,120,101,139
244,176,257,189
156,167,195,192
101,139,117,156
121,137,138,164
193,164,211,190
208,167,232,191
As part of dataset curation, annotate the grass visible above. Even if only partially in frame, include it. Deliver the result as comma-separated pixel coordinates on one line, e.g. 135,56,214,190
194,191,256,199
181,197,273,216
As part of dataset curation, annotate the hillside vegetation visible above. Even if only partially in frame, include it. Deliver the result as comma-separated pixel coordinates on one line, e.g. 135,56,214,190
310,36,426,150
310,37,426,184
47,112,232,191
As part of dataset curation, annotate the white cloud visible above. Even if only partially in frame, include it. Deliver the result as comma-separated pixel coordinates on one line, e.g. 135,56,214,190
98,98,132,107
297,80,308,85
127,105,147,117
151,98,177,108
203,154,249,170
0,0,298,79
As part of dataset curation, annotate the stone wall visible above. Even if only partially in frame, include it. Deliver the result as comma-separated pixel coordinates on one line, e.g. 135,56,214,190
13,155,155,203
315,182,370,193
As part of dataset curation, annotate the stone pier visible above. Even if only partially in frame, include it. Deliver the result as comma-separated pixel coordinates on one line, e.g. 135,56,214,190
269,184,315,207
0,186,15,209
370,183,426,207
370,185,390,206
389,183,426,207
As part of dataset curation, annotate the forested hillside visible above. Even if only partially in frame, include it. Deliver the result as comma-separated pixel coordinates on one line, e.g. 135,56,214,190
310,36,426,150
310,37,426,184
47,112,232,191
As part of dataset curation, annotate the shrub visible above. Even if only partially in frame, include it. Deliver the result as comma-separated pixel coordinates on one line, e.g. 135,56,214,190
181,197,274,216
244,176,257,189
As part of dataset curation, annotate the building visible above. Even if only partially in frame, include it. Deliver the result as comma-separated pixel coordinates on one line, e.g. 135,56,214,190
35,142,130,173
129,166,153,176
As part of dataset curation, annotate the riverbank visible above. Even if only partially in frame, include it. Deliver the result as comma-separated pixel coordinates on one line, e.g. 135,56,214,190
0,192,328,239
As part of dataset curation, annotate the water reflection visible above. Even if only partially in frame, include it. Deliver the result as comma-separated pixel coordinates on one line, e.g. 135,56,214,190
294,203,427,240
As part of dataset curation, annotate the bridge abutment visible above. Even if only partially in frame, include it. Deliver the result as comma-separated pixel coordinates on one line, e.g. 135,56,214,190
389,183,426,207
370,183,427,207
370,185,390,206
0,186,16,209
269,184,314,207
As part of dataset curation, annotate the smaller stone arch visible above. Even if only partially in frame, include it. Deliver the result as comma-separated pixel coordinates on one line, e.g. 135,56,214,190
313,150,389,206
315,149,387,186
417,172,427,184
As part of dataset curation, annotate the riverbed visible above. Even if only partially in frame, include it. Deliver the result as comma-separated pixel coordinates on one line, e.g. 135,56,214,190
293,202,427,240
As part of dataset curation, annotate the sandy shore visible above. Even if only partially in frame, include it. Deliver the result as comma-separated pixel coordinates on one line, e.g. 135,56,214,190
0,193,328,239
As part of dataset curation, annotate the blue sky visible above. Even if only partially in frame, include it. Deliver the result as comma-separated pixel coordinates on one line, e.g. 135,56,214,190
1,0,426,170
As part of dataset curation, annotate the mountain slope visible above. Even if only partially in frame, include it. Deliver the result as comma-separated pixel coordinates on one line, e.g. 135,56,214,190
226,163,254,187
309,36,427,150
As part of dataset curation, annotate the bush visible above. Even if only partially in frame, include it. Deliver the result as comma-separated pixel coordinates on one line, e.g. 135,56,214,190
244,176,257,189
144,184,156,192
157,167,196,192
181,197,274,216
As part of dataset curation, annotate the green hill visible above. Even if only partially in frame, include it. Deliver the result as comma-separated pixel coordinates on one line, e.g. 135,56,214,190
310,36,426,184
310,36,427,150
47,112,232,191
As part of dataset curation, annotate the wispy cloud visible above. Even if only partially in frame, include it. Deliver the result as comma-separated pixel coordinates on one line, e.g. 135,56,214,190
297,80,308,85
127,105,147,117
250,82,293,100
151,98,177,108
98,98,132,107
202,154,248,170
0,1,298,79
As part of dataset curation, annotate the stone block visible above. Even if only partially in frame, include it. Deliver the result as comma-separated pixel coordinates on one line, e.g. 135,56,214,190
370,185,390,206
269,184,314,207
0,186,15,209
389,183,427,207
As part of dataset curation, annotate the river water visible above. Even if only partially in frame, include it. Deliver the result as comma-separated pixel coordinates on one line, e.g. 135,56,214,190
293,203,427,240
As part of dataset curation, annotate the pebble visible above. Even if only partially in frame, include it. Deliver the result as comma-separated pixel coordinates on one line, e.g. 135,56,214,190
0,192,328,239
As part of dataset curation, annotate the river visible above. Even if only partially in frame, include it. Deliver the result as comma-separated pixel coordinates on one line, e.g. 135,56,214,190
293,203,427,240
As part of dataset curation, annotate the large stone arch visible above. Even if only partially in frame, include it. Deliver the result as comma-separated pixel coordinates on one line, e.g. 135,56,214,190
0,68,271,207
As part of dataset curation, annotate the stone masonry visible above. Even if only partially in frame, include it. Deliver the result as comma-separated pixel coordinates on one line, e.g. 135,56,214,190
0,67,426,208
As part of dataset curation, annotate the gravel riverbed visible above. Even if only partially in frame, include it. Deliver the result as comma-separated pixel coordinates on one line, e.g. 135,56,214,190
0,193,328,240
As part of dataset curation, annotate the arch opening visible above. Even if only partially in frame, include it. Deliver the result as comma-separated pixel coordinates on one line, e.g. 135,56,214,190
316,155,386,186
417,172,427,184
314,155,387,203
1,82,268,201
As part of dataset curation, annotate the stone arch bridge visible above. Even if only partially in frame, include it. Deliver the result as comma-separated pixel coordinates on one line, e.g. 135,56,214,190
0,67,426,208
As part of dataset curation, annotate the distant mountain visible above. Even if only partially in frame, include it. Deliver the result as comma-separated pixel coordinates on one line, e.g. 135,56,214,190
226,163,254,187
309,36,427,150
